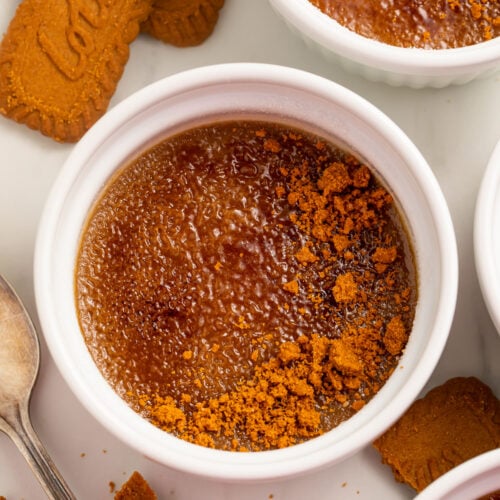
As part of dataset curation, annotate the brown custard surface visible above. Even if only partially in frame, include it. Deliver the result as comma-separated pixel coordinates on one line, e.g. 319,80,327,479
76,120,417,451
309,0,500,49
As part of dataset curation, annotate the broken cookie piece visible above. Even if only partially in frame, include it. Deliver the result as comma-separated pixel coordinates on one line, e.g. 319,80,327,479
142,0,224,47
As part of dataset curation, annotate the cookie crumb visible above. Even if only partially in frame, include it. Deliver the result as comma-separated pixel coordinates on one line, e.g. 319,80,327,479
114,471,157,500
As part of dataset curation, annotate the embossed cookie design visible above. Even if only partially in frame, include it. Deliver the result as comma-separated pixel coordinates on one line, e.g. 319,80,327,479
373,377,500,492
142,0,224,47
0,0,152,142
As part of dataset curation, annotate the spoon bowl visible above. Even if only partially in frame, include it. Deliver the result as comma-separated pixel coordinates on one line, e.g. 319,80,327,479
0,276,38,417
0,275,75,499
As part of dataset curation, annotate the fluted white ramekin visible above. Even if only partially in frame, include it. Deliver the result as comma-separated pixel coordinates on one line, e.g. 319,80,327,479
269,0,500,88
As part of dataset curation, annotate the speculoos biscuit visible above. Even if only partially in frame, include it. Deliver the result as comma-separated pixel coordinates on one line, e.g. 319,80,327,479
373,377,500,492
142,0,224,47
0,0,152,142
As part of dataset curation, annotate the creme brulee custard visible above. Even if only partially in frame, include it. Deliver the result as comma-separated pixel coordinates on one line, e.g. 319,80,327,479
75,120,417,451
309,0,500,49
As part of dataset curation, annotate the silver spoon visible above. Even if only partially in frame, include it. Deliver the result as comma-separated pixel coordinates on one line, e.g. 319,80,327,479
0,275,75,499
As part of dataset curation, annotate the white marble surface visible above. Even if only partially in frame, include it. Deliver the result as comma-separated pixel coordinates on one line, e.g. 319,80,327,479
0,1,499,499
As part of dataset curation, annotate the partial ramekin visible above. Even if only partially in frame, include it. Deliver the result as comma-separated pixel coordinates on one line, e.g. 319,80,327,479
474,138,500,336
415,449,500,500
34,63,458,481
269,0,500,88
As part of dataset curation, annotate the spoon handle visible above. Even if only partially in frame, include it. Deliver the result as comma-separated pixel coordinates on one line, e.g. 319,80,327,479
0,401,76,500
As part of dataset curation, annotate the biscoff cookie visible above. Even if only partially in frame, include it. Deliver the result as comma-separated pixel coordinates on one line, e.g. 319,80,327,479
0,0,152,142
373,377,500,492
142,0,224,47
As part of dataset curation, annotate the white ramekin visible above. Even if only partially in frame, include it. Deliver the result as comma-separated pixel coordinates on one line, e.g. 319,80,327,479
474,138,500,336
269,0,500,88
34,63,458,481
415,449,500,500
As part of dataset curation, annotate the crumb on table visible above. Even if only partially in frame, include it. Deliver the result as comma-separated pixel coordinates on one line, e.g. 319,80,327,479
114,471,157,500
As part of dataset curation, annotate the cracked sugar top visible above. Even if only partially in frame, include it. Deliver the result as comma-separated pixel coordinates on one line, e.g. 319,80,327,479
309,0,500,49
75,120,417,451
